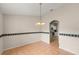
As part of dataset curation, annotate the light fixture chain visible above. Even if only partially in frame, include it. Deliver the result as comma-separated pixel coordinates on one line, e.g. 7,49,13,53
40,3,42,23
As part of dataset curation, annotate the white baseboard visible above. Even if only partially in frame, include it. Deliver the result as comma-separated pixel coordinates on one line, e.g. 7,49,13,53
3,40,41,52
60,48,76,54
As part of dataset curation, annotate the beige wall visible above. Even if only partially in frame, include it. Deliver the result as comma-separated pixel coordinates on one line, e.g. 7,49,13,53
0,13,3,54
42,4,79,54
3,15,41,50
3,15,40,33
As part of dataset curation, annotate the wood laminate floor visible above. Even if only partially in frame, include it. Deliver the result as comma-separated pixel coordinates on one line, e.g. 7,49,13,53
2,41,74,55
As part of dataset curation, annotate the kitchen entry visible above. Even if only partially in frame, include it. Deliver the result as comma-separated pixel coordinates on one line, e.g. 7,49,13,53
50,20,59,53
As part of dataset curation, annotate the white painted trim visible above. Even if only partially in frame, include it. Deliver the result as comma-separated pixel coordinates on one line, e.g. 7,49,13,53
60,48,76,55
3,40,41,51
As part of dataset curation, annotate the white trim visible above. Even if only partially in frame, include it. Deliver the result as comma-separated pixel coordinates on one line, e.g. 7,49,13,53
60,48,76,54
3,40,41,51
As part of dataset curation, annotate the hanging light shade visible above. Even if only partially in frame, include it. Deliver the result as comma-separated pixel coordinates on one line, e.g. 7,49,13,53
36,3,45,26
36,22,45,25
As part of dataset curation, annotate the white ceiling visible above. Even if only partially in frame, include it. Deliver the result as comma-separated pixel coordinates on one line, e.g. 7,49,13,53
0,3,64,16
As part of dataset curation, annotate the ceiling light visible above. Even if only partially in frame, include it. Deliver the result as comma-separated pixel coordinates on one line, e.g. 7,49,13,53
36,3,45,26
36,22,45,26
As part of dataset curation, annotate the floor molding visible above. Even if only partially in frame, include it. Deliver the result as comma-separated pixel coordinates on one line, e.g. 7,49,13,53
3,40,41,52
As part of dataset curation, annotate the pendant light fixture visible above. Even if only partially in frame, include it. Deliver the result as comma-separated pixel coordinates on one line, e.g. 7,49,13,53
36,3,45,26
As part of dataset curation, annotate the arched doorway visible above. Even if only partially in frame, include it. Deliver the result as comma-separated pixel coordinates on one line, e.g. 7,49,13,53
49,20,59,54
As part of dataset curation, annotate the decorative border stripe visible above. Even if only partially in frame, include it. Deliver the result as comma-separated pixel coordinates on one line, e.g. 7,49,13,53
0,32,49,37
0,32,79,38
59,33,79,37
0,34,3,38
